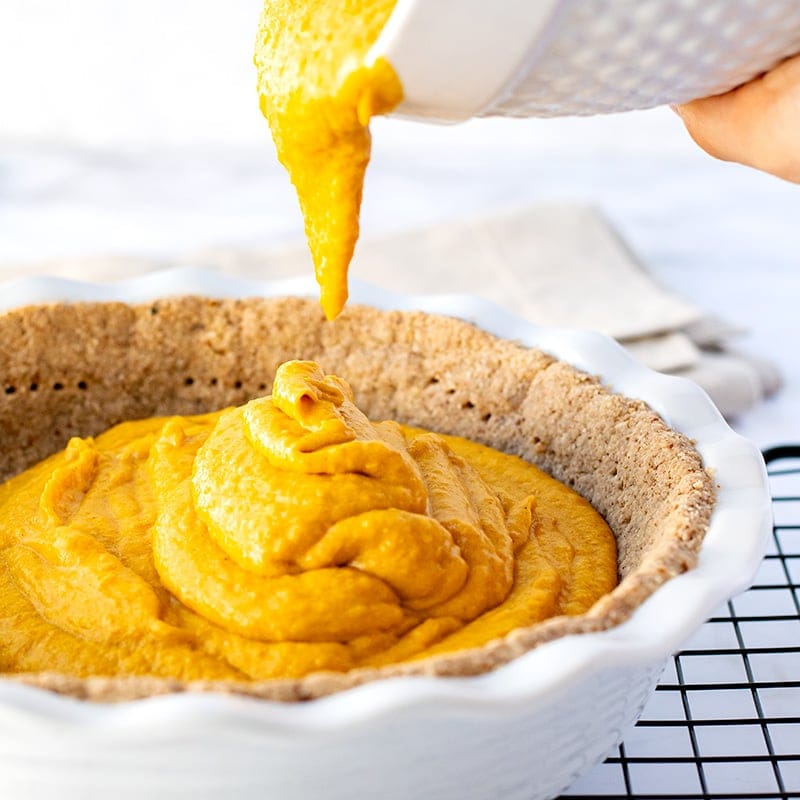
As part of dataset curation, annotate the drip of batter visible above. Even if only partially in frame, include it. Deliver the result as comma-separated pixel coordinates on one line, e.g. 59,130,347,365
255,0,402,319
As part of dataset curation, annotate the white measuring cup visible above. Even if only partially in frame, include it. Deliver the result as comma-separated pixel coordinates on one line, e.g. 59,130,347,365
368,0,800,122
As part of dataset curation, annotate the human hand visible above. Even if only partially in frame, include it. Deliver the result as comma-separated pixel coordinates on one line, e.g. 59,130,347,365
675,54,800,183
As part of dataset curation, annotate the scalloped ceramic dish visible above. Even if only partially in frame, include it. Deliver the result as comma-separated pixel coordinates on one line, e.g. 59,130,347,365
0,270,770,800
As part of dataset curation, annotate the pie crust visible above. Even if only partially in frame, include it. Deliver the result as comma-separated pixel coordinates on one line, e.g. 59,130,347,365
0,296,715,702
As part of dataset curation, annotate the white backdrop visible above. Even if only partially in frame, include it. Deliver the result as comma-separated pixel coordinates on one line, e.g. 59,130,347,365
0,1,798,448
0,0,700,153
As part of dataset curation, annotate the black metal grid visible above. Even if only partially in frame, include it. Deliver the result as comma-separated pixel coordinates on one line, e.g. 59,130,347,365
562,445,800,800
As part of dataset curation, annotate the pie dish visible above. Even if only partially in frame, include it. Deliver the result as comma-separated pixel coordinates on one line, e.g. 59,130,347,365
0,269,770,800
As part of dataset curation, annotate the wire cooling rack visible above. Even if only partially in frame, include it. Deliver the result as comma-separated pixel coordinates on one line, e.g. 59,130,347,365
562,445,800,800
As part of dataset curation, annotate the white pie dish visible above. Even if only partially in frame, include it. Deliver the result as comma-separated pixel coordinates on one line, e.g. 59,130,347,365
0,268,770,800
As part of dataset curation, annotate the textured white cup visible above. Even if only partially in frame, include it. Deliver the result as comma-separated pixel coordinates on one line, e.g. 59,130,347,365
371,0,800,121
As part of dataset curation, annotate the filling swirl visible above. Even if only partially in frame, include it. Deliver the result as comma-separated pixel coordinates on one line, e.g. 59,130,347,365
152,361,528,644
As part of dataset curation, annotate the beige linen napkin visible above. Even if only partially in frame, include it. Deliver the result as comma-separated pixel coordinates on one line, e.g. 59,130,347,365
3,205,778,418
187,205,778,418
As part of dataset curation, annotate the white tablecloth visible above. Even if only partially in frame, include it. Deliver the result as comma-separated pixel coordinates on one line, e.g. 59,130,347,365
1,7,799,797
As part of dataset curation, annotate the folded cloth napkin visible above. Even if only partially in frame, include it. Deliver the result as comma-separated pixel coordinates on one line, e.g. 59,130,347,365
186,204,779,419
3,205,778,418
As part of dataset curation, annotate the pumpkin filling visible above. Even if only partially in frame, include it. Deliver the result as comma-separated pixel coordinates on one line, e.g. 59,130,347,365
0,361,617,681
255,0,403,319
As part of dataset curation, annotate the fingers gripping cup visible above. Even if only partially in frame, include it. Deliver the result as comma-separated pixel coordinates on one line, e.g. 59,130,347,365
368,0,800,121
